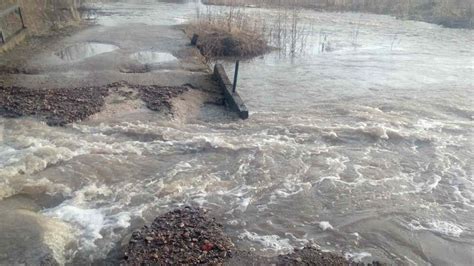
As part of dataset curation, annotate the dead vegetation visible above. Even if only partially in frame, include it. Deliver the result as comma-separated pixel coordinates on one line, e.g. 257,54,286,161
186,22,269,59
186,1,270,59
186,0,315,59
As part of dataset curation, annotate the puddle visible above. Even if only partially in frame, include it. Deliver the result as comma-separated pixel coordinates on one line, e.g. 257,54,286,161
56,42,119,61
130,52,177,64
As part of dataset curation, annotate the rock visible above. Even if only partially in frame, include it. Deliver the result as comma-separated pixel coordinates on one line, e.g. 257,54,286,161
122,206,233,265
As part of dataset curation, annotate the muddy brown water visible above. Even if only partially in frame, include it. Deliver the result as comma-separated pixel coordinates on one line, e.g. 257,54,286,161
1,1,473,265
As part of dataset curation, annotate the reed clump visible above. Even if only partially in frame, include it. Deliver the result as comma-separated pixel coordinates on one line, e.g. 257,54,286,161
186,2,271,59
187,22,269,59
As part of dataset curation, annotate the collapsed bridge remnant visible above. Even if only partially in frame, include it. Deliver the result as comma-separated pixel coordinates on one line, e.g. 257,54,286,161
213,63,249,119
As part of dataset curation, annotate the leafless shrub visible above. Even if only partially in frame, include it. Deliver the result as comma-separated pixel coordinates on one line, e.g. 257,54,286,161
189,0,317,59
186,21,269,60
186,0,272,60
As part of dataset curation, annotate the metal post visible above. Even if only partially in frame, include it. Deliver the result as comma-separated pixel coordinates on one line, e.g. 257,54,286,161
18,7,25,29
232,60,240,93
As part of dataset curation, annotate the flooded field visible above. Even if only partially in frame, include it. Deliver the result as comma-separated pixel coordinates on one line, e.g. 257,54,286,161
1,0,473,265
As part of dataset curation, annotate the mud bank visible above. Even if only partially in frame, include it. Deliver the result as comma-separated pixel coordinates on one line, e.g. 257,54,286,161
0,82,190,126
123,207,372,265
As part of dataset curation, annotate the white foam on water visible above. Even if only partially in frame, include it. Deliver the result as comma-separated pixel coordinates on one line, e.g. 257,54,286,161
44,205,130,249
284,232,310,246
48,207,98,239
427,220,465,237
319,221,334,231
236,197,252,212
408,219,465,237
351,232,361,241
238,230,293,253
420,175,442,193
358,124,390,140
0,144,21,167
326,156,349,173
41,184,136,256
344,251,372,262
415,119,446,131
0,139,82,178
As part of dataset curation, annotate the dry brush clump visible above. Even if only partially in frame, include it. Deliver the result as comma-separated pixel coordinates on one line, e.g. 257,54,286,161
188,1,313,59
187,22,269,59
187,2,270,59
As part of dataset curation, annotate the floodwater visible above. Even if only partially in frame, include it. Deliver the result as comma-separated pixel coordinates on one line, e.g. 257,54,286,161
1,0,473,265
56,42,119,61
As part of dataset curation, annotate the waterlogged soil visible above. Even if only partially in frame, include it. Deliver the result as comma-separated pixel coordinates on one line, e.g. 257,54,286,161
124,207,353,265
0,83,189,126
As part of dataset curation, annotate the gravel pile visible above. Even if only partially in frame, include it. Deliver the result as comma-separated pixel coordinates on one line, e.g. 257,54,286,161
0,83,189,126
0,86,108,126
123,207,234,265
139,85,188,112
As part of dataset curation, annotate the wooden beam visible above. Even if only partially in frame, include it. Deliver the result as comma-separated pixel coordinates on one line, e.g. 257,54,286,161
18,7,26,29
0,30,5,44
